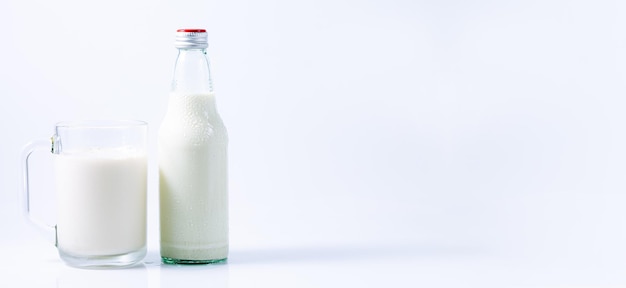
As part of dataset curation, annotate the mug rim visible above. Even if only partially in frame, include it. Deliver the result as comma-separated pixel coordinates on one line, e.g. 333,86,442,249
56,120,148,129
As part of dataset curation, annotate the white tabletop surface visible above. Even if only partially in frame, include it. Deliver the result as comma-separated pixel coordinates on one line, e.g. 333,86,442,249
4,229,626,287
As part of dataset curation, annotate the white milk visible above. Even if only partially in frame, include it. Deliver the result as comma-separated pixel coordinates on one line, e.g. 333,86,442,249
159,92,228,261
54,149,147,256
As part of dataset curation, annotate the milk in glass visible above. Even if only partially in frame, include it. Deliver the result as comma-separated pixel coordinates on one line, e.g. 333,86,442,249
54,149,147,257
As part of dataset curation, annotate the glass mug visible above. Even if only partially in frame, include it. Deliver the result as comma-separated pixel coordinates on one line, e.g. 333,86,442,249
21,120,148,268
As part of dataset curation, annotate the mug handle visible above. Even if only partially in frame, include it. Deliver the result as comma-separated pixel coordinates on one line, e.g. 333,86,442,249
20,138,57,245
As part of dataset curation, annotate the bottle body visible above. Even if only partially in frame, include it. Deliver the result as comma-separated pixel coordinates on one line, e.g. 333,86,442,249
159,92,228,263
159,31,228,264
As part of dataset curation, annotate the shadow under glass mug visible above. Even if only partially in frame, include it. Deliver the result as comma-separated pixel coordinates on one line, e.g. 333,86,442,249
21,120,148,268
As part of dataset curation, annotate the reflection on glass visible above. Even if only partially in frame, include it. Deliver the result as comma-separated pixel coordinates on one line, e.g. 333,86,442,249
56,264,148,288
159,262,229,288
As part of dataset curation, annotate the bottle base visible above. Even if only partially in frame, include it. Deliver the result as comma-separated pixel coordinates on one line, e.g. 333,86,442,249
162,256,227,265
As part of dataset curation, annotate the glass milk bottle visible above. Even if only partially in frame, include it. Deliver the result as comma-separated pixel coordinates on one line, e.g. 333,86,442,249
159,29,228,264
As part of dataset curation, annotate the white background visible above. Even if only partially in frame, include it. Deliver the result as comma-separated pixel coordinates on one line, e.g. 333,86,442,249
2,0,626,287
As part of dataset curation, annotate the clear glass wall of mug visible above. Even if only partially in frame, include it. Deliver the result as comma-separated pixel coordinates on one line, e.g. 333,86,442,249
21,120,148,268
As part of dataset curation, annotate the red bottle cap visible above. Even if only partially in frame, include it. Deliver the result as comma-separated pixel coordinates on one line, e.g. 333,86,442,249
175,29,208,48
177,29,206,33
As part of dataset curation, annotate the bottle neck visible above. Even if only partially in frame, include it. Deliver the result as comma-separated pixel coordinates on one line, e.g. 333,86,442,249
171,48,213,94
